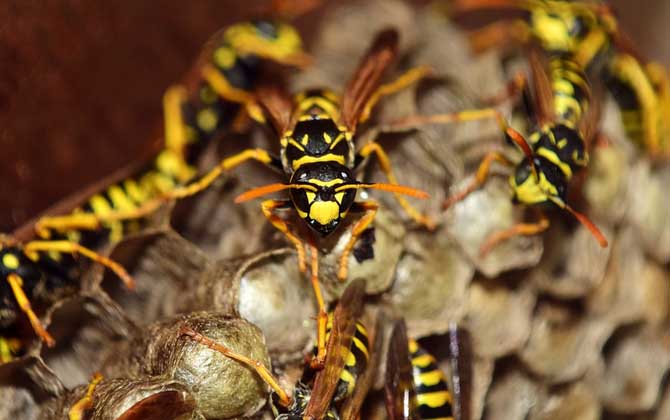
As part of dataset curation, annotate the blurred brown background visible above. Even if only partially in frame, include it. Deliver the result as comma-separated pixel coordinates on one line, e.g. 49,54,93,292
0,0,667,232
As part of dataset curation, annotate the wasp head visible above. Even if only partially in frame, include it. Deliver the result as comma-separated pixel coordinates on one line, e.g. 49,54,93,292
289,162,357,237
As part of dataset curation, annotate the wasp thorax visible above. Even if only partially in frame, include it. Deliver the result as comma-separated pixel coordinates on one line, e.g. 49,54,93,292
289,162,357,236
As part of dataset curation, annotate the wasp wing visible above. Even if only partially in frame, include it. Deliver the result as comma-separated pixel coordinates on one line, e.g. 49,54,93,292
384,319,418,420
447,323,473,420
339,29,399,132
254,83,295,135
304,279,367,419
527,46,556,126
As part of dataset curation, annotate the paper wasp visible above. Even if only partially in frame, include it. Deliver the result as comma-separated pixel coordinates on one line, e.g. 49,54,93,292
449,0,669,159
180,279,375,420
99,28,434,366
431,46,608,254
385,319,471,420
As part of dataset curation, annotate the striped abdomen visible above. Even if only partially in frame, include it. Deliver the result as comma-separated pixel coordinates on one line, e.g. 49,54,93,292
409,339,454,420
549,56,591,128
325,314,370,402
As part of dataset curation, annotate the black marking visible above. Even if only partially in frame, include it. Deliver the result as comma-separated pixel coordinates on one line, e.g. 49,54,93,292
353,227,376,263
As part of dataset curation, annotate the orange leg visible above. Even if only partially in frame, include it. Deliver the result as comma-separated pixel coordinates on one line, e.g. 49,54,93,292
179,325,291,408
356,142,435,229
308,242,329,370
338,201,378,281
479,212,550,256
68,373,103,420
6,273,55,347
22,240,135,290
260,199,307,273
444,151,513,209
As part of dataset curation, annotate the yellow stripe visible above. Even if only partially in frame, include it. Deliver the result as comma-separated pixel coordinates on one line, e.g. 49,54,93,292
107,185,137,212
345,350,356,367
418,369,447,387
417,390,452,408
412,354,433,368
339,368,356,394
292,154,346,170
352,336,369,359
536,147,573,178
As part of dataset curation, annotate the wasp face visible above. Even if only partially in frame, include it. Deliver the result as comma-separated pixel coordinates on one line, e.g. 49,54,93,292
289,162,357,236
510,156,567,206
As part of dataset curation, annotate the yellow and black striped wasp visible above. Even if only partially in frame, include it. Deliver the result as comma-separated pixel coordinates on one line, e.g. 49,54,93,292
123,28,434,365
448,0,670,159
1,13,312,362
385,319,471,420
180,279,376,420
433,46,608,254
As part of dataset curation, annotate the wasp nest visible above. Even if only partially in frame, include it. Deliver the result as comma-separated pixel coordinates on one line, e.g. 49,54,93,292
1,0,669,419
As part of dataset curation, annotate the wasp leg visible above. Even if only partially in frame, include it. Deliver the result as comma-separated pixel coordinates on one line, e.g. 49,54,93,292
359,65,434,124
179,325,291,407
163,85,190,157
35,148,280,236
307,241,329,370
356,142,435,229
260,199,308,272
573,27,610,69
608,54,661,155
479,211,550,256
444,151,513,209
338,201,378,281
23,240,135,290
378,106,513,135
6,273,55,347
645,62,670,157
68,373,103,420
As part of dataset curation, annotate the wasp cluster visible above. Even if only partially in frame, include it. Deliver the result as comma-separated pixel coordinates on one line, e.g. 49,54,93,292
1,1,669,419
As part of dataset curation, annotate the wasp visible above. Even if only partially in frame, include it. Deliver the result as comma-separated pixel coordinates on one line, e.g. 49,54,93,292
385,320,471,420
406,46,609,254
180,279,374,420
0,233,134,362
122,28,433,365
1,17,310,362
449,0,670,159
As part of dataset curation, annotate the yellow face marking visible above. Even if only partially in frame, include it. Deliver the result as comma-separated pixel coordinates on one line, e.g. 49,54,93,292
213,46,236,69
197,108,219,132
309,201,340,225
511,171,558,205
335,192,344,205
306,192,316,204
301,133,309,146
557,139,568,149
408,339,419,353
2,253,19,270
323,132,332,144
